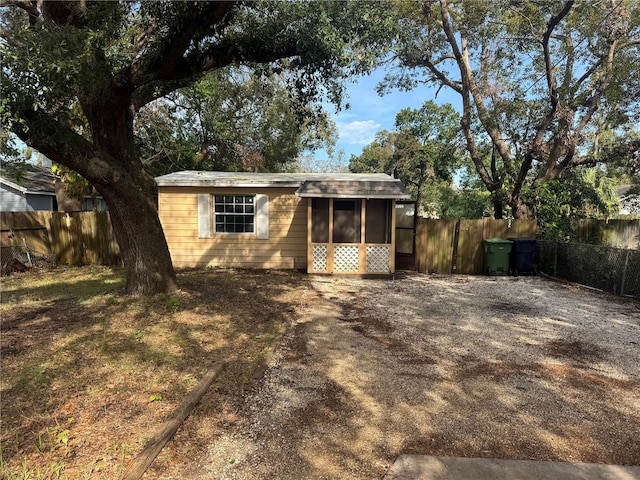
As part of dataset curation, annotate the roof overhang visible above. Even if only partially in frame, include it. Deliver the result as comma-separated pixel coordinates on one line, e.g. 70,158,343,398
0,178,28,194
155,171,306,188
294,180,411,200
155,171,411,200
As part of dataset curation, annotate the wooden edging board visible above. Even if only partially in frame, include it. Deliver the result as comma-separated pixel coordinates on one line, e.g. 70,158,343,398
120,362,226,480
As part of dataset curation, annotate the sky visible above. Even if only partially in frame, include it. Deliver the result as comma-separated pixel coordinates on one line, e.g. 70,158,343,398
313,66,462,166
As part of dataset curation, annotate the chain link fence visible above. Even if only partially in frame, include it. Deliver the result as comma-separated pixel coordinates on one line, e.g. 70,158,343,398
537,240,639,299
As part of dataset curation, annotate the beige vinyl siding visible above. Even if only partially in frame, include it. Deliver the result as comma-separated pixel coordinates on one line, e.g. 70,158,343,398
158,186,307,269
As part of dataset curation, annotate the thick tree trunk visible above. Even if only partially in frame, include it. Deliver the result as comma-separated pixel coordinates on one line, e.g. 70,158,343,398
54,180,82,212
99,176,178,295
82,92,178,295
510,195,532,219
14,103,178,294
493,199,504,219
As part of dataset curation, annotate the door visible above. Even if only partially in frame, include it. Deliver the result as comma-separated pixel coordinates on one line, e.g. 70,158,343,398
395,201,417,270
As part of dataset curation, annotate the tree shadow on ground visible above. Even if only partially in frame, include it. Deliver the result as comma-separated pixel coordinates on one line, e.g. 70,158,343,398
208,274,640,479
0,266,306,480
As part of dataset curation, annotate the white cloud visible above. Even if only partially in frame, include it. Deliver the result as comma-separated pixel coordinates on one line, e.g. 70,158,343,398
338,120,381,145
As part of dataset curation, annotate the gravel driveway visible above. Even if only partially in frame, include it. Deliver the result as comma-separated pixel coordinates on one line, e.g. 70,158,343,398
199,274,640,479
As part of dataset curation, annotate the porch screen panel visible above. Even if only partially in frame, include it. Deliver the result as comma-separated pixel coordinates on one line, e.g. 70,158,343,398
311,198,329,243
333,199,361,244
365,199,391,244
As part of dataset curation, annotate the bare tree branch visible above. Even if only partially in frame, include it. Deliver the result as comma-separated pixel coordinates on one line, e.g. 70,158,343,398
128,2,238,90
542,1,574,109
0,28,24,47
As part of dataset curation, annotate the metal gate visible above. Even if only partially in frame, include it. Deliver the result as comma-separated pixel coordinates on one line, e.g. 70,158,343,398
395,201,417,270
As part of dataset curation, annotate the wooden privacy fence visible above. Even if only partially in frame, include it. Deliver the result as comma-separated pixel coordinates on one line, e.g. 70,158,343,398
416,218,537,274
572,219,639,250
1,211,121,266
2,211,536,274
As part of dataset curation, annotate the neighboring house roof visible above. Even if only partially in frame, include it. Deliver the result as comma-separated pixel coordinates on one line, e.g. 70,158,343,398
617,184,640,216
1,162,108,213
0,163,56,195
155,171,412,200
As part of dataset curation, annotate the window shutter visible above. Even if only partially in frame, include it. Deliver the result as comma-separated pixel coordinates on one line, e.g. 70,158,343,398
256,193,269,239
198,194,211,238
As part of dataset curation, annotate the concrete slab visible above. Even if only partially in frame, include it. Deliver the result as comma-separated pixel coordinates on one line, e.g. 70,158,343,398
383,455,640,480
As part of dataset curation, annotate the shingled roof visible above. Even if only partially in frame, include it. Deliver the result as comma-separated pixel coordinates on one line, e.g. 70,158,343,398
0,163,56,194
155,171,411,200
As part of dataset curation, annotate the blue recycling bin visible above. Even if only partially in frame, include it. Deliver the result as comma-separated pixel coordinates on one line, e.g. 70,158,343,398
508,238,536,276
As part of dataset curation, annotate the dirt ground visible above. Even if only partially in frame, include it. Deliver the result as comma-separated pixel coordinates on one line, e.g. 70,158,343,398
2,270,639,480
192,274,640,480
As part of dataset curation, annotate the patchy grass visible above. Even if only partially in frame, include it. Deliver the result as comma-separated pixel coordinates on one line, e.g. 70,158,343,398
0,266,310,480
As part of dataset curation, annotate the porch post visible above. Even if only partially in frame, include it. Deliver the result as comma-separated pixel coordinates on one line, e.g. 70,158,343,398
328,199,334,273
359,199,367,273
390,200,397,273
307,198,313,272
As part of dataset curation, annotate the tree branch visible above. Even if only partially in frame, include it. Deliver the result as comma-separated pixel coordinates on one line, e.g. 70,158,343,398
0,0,38,16
132,35,299,110
39,0,90,28
8,94,120,188
0,28,25,47
573,60,602,95
0,0,40,25
460,88,495,190
574,38,619,135
127,2,239,107
127,2,326,111
573,24,639,109
542,1,574,109
403,53,462,94
440,0,513,171
560,31,574,100
400,51,462,93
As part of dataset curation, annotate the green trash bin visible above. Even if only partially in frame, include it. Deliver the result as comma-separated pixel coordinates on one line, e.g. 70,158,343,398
483,238,513,276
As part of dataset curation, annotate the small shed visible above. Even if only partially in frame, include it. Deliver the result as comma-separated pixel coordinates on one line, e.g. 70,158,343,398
155,171,411,274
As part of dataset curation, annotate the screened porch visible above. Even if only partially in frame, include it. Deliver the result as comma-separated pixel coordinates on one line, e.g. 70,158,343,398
305,198,398,274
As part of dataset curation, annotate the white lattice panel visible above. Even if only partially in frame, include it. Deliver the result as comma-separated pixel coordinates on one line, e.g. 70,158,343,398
366,245,390,273
333,245,360,272
312,245,328,272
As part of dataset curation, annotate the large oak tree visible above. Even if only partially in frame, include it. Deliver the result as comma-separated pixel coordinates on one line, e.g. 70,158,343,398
386,0,640,218
1,0,390,293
